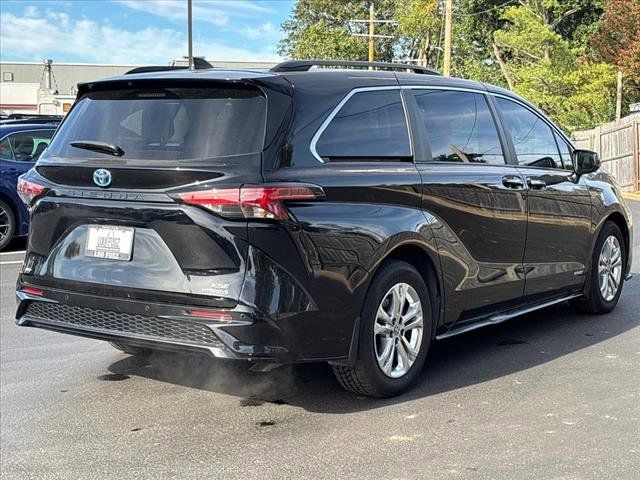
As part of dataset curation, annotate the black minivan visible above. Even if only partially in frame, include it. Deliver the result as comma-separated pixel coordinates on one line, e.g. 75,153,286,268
16,60,633,397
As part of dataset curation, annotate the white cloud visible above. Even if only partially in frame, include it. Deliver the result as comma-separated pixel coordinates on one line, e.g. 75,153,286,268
238,22,280,41
116,0,224,26
116,0,274,27
24,5,38,17
0,11,280,64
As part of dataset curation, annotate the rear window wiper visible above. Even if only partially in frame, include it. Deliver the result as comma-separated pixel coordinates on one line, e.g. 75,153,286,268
69,140,125,157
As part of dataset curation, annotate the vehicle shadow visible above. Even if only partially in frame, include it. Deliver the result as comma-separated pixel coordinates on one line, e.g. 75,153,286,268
108,276,639,414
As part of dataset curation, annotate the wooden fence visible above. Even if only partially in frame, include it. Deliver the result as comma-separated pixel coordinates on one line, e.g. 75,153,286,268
572,113,640,192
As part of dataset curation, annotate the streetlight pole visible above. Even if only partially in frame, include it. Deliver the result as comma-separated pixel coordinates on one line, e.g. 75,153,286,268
187,0,194,70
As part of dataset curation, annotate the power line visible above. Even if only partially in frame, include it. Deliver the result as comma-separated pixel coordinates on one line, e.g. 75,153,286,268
348,3,397,64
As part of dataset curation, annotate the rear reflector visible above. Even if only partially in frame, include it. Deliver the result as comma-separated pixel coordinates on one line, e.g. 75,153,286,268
189,310,233,321
17,176,47,206
20,287,43,296
178,184,325,220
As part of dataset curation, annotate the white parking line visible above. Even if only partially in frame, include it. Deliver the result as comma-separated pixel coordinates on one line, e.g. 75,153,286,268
0,260,23,265
0,251,26,256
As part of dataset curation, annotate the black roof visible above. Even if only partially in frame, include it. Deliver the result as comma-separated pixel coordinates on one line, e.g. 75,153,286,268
75,59,530,109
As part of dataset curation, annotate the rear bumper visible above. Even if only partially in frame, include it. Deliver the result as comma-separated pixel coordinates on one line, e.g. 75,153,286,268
15,286,304,363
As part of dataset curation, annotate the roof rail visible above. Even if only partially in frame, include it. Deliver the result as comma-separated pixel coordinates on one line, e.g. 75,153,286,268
126,58,213,75
270,60,440,75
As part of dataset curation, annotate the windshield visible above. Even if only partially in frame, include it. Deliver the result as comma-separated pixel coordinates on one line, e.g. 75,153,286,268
47,86,266,161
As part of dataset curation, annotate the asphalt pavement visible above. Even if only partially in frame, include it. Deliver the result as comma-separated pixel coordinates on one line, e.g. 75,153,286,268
1,203,639,480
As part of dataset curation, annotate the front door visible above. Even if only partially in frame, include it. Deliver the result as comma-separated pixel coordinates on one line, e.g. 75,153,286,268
493,97,592,301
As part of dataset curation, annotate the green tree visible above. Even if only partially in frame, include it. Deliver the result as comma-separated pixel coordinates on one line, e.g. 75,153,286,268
452,0,511,85
278,0,397,61
591,0,640,81
394,0,442,67
492,2,615,130
278,0,620,130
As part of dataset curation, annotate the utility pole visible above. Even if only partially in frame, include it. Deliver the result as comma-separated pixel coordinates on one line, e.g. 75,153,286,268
187,0,194,70
443,0,453,76
615,70,623,120
368,3,375,65
349,4,395,68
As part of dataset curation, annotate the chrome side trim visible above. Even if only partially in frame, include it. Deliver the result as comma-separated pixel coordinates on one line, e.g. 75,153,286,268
308,83,575,164
435,293,582,340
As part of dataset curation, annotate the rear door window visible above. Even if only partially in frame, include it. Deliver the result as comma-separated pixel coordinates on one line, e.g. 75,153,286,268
0,137,12,160
496,97,562,169
5,130,55,162
47,87,266,161
315,89,411,161
410,89,506,165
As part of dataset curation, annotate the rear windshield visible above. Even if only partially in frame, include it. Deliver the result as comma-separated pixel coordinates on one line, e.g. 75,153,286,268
47,87,266,161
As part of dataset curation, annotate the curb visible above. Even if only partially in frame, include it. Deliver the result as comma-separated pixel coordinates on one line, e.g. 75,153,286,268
622,192,640,202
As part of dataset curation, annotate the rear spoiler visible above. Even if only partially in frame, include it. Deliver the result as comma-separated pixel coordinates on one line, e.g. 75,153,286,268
125,58,213,75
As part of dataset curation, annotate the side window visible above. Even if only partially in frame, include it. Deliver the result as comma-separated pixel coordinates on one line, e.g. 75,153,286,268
554,131,574,170
315,89,411,160
0,137,13,160
411,89,505,164
7,130,55,162
496,98,562,169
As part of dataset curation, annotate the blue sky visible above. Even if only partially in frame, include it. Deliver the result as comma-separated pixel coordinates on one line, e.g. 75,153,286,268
0,0,295,64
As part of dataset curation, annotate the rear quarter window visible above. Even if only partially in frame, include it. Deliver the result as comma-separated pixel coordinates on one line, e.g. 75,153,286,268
314,89,411,161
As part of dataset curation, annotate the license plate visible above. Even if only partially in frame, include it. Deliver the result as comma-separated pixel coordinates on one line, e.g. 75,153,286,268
85,225,134,261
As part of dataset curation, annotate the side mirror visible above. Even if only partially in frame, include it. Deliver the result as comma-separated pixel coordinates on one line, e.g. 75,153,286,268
573,149,600,175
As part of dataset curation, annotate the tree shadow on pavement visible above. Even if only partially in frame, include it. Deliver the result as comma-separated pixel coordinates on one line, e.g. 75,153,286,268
108,273,639,414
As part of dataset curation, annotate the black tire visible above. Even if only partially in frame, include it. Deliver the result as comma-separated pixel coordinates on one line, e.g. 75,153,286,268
110,341,153,357
0,199,16,251
571,221,626,314
332,260,433,397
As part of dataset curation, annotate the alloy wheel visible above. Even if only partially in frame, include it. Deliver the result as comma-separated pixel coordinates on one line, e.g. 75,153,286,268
598,235,623,302
0,204,10,247
374,282,424,378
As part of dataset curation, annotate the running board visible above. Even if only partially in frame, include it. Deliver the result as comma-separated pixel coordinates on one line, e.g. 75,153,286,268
435,293,582,340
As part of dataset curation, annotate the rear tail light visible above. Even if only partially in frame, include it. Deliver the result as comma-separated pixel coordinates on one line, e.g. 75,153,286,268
189,310,233,321
20,287,43,296
17,176,47,206
177,184,325,220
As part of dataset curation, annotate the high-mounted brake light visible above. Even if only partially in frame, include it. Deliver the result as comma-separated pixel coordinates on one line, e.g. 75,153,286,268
17,176,47,206
178,184,325,220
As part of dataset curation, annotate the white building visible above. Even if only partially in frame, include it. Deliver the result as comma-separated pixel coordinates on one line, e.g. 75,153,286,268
0,59,277,116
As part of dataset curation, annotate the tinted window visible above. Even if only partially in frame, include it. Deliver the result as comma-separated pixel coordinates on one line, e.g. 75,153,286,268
412,90,505,164
0,137,12,160
47,87,266,161
554,132,574,170
316,90,411,160
496,98,562,169
6,130,55,162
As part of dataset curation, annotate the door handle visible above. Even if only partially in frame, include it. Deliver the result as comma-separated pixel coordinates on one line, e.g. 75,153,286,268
527,178,546,190
502,175,524,189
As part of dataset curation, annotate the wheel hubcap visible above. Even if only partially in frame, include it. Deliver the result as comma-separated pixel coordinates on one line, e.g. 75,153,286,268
598,235,622,302
0,205,9,245
374,283,423,379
